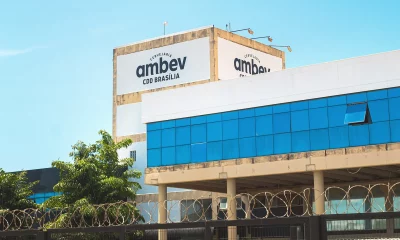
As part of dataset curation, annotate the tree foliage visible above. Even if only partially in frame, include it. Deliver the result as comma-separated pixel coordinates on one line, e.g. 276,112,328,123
0,169,37,210
43,130,144,227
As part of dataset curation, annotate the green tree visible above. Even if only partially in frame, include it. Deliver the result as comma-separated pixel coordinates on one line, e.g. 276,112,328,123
44,130,144,228
0,169,37,210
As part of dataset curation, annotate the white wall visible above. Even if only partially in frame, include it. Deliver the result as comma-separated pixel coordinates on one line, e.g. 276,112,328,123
141,50,400,123
116,102,146,137
118,141,187,194
117,141,157,194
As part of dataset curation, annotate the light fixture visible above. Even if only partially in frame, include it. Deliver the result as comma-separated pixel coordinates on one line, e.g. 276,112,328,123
269,45,292,52
251,36,273,42
163,21,168,35
231,28,254,35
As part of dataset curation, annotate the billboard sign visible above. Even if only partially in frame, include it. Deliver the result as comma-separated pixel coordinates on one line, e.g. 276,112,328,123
218,38,283,80
117,37,210,95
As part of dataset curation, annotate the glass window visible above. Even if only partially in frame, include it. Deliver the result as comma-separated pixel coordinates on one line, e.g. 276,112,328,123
162,128,175,147
328,95,346,106
349,125,369,147
239,137,256,158
291,101,308,111
273,133,291,154
329,126,349,149
223,120,239,140
291,110,309,132
309,107,328,130
223,139,239,159
292,131,310,153
344,103,368,125
367,89,388,101
130,150,136,160
176,118,191,127
328,105,347,127
207,122,222,142
255,106,272,116
256,115,273,136
391,120,400,142
389,97,400,120
207,113,222,123
147,122,161,131
191,124,207,143
309,98,327,109
273,113,290,134
369,122,390,145
310,129,329,151
239,117,255,138
191,143,206,163
147,149,161,167
368,100,389,122
388,87,400,98
347,93,367,104
273,103,290,113
256,135,273,156
207,141,223,161
161,147,175,166
191,116,207,125
239,109,255,118
147,130,161,149
176,126,190,145
176,145,191,164
222,111,238,121
161,120,175,129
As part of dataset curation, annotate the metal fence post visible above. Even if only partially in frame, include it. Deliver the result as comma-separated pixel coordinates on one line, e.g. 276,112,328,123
37,231,48,240
119,227,126,240
204,222,212,240
309,216,322,240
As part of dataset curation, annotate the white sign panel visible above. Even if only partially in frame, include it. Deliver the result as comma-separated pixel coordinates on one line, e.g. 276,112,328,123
218,38,283,80
117,37,210,94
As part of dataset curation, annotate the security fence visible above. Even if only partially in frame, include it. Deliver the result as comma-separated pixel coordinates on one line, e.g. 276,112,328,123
2,183,400,239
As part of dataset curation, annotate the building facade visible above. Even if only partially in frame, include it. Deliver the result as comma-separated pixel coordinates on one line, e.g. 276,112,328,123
114,26,400,239
113,26,285,194
12,167,60,204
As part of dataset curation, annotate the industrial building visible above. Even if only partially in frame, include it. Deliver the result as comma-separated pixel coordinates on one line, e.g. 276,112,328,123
113,26,400,239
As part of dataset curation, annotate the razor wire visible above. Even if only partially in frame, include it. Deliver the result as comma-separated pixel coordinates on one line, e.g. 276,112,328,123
1,183,400,231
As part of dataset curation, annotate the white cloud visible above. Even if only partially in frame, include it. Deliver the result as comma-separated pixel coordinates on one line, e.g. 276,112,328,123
0,46,46,57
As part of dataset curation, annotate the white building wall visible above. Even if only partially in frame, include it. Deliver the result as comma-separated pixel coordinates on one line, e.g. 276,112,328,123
141,50,400,123
116,102,146,137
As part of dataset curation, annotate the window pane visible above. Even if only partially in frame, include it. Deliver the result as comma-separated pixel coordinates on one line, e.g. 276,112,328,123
207,141,223,161
162,128,175,147
176,145,191,164
344,103,367,124
161,147,175,166
191,143,207,163
176,126,190,145
207,122,222,142
239,118,255,138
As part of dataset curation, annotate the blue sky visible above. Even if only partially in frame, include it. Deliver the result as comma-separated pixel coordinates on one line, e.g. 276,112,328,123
1,0,399,172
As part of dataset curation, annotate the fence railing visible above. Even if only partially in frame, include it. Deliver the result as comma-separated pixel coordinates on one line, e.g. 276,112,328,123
1,183,400,231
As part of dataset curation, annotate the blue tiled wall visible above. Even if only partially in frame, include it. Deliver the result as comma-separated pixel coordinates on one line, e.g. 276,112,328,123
147,87,400,167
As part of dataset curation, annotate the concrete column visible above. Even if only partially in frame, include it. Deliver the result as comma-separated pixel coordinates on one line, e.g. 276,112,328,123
241,196,251,219
227,179,237,240
158,185,167,240
313,171,325,215
211,192,219,220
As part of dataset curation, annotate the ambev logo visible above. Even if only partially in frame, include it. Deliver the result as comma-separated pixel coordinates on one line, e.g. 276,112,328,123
234,54,270,77
135,52,187,85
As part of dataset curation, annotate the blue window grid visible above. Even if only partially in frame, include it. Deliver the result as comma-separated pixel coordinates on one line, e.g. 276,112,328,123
147,87,400,167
